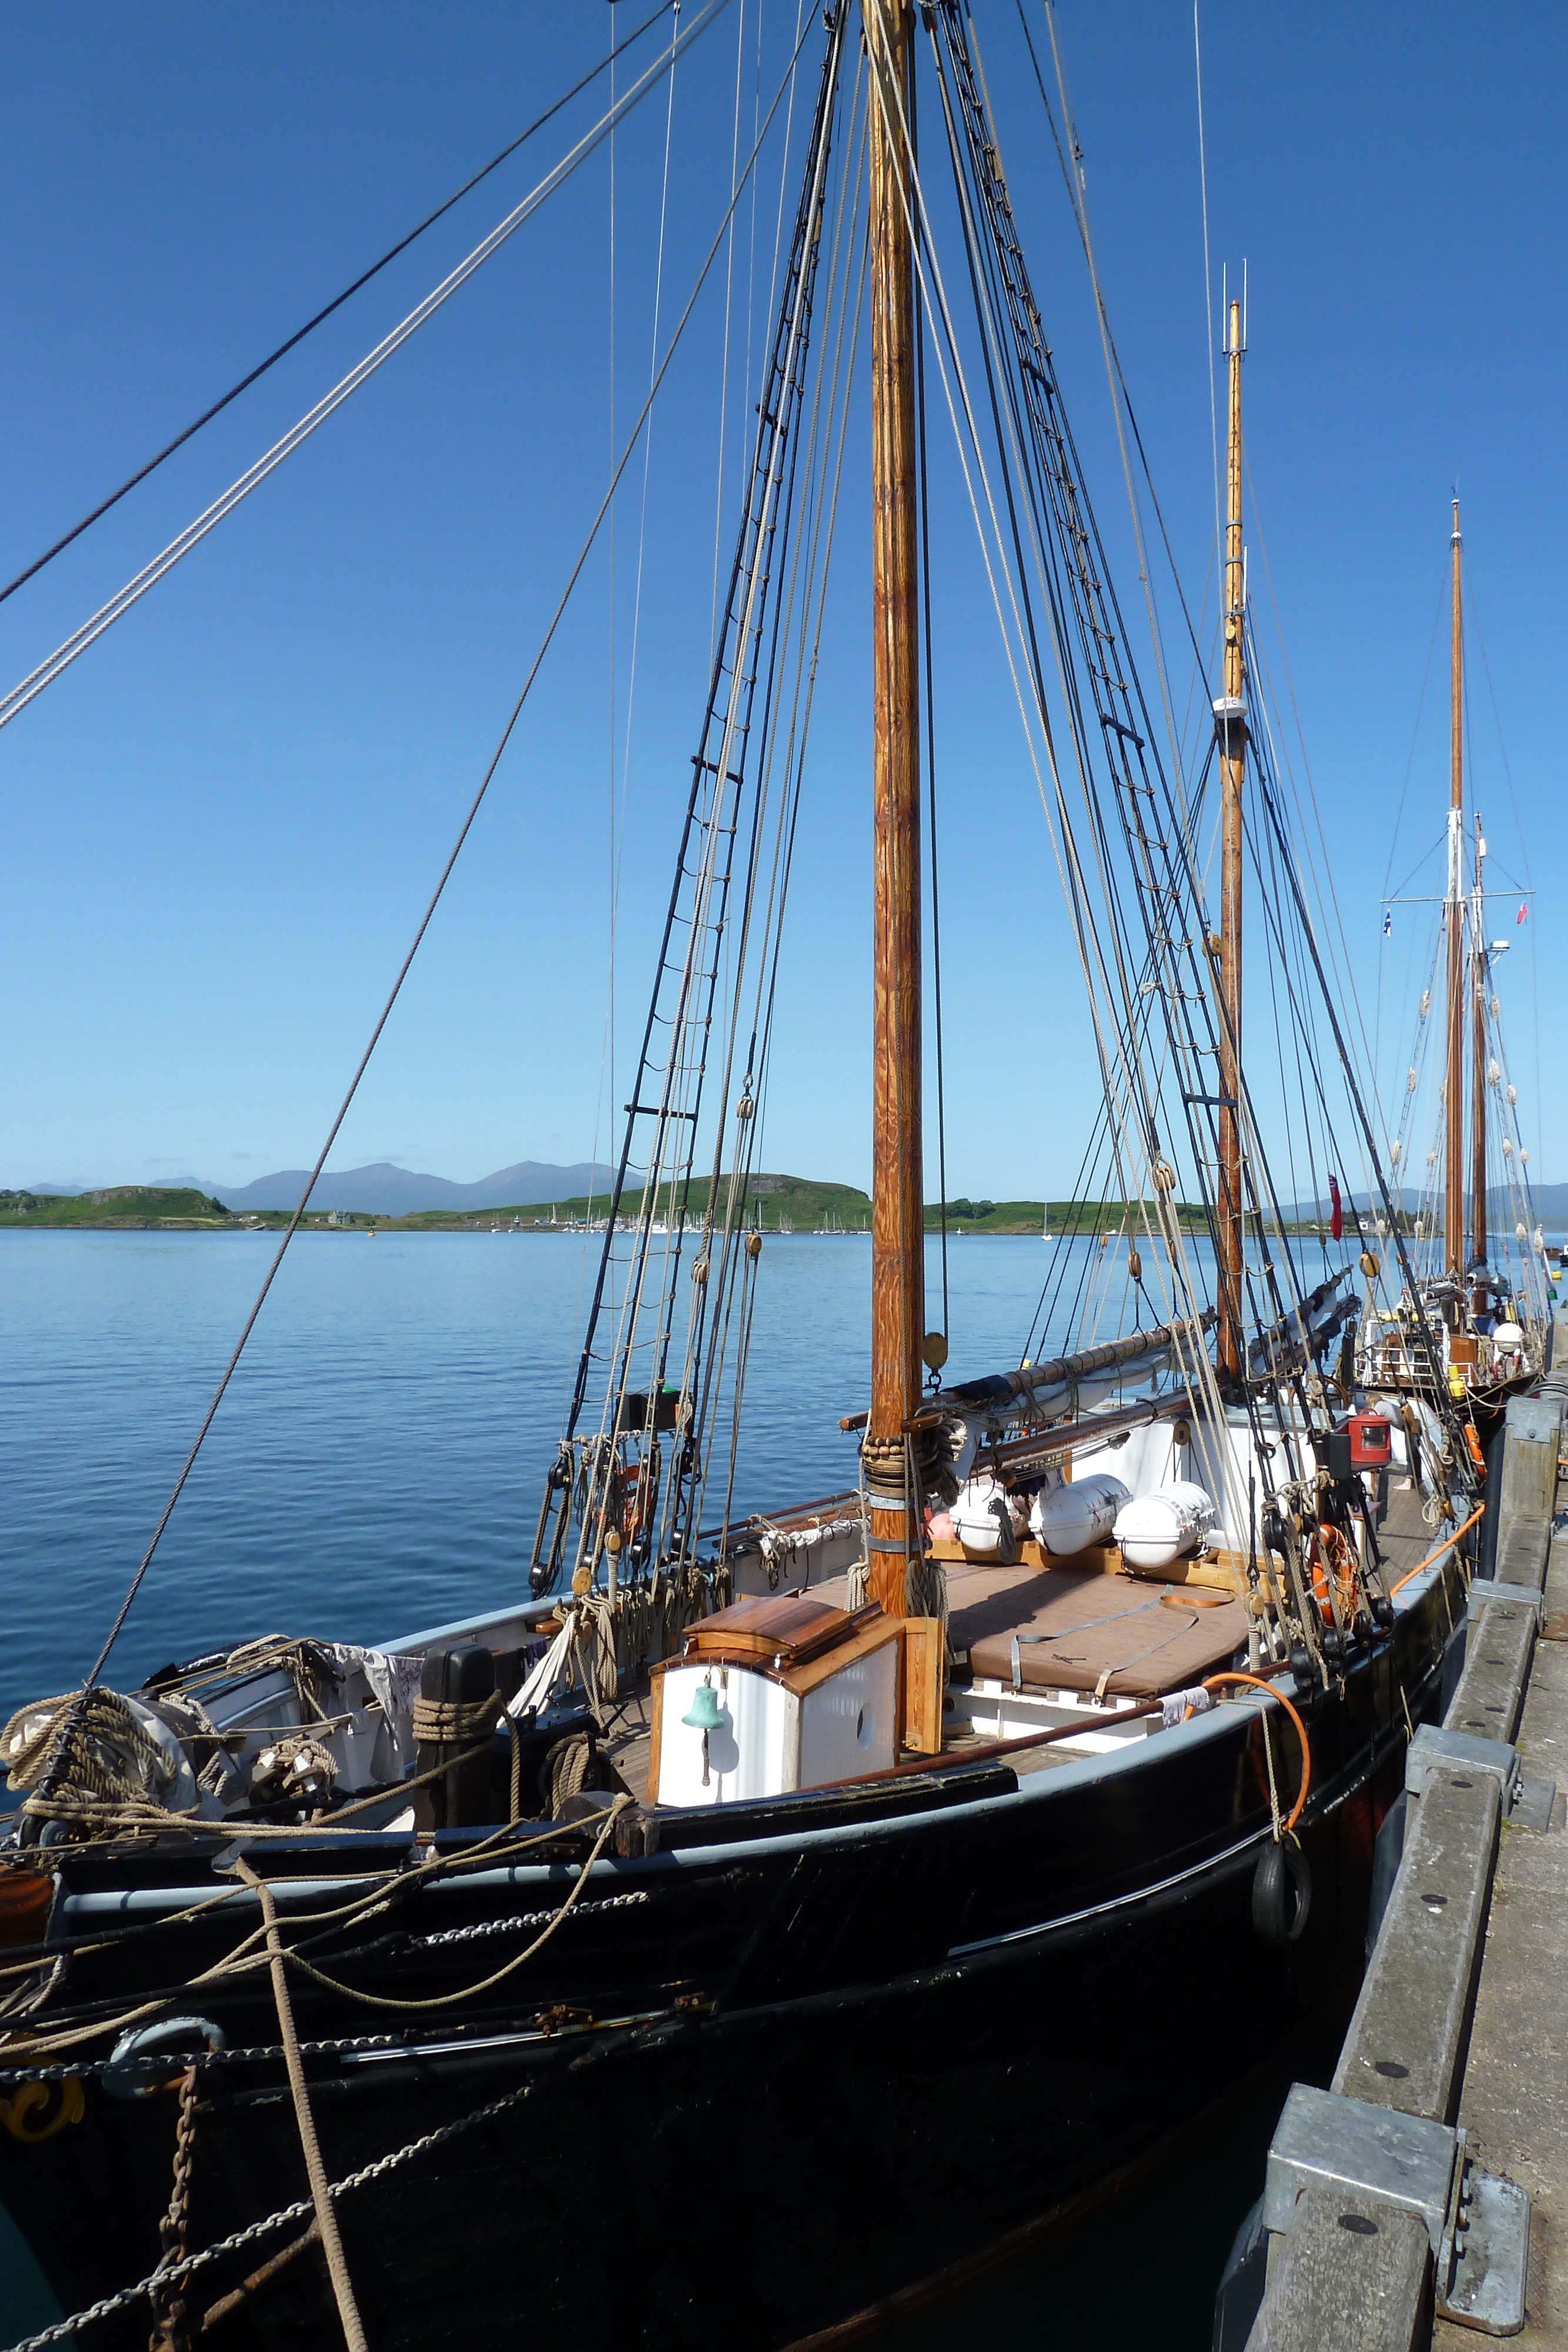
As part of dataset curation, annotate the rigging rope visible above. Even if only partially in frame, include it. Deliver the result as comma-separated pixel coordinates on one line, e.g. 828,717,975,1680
0,0,734,738
238,1859,368,2352
0,0,678,616
1191,1,1222,587
911,59,950,1357
69,15,818,1698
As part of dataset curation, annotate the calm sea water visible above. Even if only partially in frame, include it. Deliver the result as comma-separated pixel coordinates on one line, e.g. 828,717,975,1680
1,1227,1279,2344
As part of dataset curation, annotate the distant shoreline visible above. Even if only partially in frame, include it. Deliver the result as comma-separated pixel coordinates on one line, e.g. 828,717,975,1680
2,1179,1410,1241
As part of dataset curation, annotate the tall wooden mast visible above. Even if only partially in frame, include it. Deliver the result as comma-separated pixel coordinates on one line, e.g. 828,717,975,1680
864,0,922,1614
1215,295,1246,1384
1443,499,1465,1276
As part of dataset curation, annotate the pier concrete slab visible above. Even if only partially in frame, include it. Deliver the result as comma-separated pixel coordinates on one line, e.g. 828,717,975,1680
1244,2186,1430,2352
1333,1769,1500,2127
1435,1532,1568,2351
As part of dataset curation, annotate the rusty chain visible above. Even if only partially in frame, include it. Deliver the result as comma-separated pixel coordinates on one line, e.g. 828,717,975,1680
147,2064,199,2352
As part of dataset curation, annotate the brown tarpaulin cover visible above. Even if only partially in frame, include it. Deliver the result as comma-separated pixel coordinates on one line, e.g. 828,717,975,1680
950,1560,1248,1699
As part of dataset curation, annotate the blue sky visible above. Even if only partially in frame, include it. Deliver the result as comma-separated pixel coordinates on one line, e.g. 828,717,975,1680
2,1,1562,1200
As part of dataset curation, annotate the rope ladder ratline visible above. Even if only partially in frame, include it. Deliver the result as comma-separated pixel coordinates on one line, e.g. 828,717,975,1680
533,4,849,1598
52,0,820,1726
910,1,1445,1641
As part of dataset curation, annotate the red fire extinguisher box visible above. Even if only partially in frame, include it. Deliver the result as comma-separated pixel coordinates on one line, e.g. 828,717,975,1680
1328,1411,1393,1480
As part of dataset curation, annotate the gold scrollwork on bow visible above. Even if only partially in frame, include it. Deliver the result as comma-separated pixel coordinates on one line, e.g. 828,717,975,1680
0,2078,85,2143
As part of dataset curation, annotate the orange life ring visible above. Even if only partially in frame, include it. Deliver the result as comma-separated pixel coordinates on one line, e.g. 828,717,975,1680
1307,1522,1359,1629
619,1440,661,1545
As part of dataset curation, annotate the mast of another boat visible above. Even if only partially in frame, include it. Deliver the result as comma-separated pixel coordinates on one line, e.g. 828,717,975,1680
1443,498,1465,1281
863,0,922,1618
1215,293,1246,1387
1471,813,1487,1278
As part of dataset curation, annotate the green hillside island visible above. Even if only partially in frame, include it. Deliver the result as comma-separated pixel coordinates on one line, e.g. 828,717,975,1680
0,1187,230,1228
0,1177,1218,1236
380,1180,1213,1236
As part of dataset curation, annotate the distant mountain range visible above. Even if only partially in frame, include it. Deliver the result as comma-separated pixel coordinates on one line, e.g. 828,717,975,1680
1281,1183,1568,1224
25,1167,1563,1221
28,1161,634,1215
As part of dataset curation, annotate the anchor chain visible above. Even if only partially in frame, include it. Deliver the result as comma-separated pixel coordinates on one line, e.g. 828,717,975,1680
148,2064,199,2351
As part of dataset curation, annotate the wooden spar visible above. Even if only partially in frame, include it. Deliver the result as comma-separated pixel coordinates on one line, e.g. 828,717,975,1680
1472,823,1487,1272
865,0,922,1617
1215,296,1246,1384
1444,498,1465,1277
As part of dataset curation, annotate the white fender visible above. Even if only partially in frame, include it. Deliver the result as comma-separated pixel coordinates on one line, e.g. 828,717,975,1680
1114,1480,1217,1572
1029,1472,1129,1556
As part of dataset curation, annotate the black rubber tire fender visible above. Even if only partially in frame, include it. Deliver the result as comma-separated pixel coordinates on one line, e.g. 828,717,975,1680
1252,1837,1312,1945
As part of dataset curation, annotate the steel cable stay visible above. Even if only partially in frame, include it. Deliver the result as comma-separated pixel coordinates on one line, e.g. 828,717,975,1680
882,16,1255,1549
1238,461,1392,1142
0,0,733,740
1029,0,1194,818
917,2,1460,1604
673,78,866,1562
862,3,1161,1277
0,0,681,617
628,38,848,1479
1022,908,1214,1370
677,83,871,1571
1243,611,1426,1289
919,11,1224,1279
945,152,1326,1449
533,7,850,1599
1013,0,1225,797
555,8,843,1495
875,4,1241,1478
921,18,1241,1355
1244,642,1476,1472
35,0,824,1735
1245,619,1396,1235
921,26,1174,1172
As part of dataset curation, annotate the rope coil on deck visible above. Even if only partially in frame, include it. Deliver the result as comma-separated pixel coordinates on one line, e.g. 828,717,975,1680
410,1690,503,1745
0,1690,172,1820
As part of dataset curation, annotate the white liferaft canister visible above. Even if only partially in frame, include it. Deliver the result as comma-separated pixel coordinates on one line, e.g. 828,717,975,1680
951,1474,1028,1556
1113,1480,1218,1572
1029,1471,1130,1556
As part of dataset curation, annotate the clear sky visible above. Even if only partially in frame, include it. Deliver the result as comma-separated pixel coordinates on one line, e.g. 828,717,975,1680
2,1,1562,1200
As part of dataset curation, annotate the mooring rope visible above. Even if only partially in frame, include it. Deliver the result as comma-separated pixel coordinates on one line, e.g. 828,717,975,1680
236,1859,367,2351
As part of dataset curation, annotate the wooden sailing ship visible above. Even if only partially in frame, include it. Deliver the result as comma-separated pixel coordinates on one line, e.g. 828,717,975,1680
0,8,1495,2346
1355,500,1552,1440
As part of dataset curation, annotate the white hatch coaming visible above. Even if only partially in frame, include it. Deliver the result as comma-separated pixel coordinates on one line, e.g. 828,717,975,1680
948,1678,1156,1756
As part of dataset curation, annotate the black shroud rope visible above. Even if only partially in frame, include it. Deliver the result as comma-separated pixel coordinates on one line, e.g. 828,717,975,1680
76,8,814,1696
0,1,676,613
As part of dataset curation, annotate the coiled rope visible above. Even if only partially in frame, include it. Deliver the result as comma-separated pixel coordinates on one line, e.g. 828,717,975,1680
1,1690,173,1825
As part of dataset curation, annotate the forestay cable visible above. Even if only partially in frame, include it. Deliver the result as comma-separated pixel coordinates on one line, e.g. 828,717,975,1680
0,0,677,614
78,18,814,1689
0,0,733,738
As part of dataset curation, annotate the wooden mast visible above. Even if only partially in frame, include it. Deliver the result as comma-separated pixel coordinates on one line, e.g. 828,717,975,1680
1443,499,1465,1277
864,0,922,1616
1215,295,1246,1384
1471,823,1487,1274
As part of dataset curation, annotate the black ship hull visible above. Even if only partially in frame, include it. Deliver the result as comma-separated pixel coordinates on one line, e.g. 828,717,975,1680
0,1565,1462,2351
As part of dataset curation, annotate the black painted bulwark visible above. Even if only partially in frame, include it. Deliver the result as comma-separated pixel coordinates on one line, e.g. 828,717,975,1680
0,1568,1463,2351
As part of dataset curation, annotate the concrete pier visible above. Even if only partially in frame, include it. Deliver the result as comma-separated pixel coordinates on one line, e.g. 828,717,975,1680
1245,1365,1568,2348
